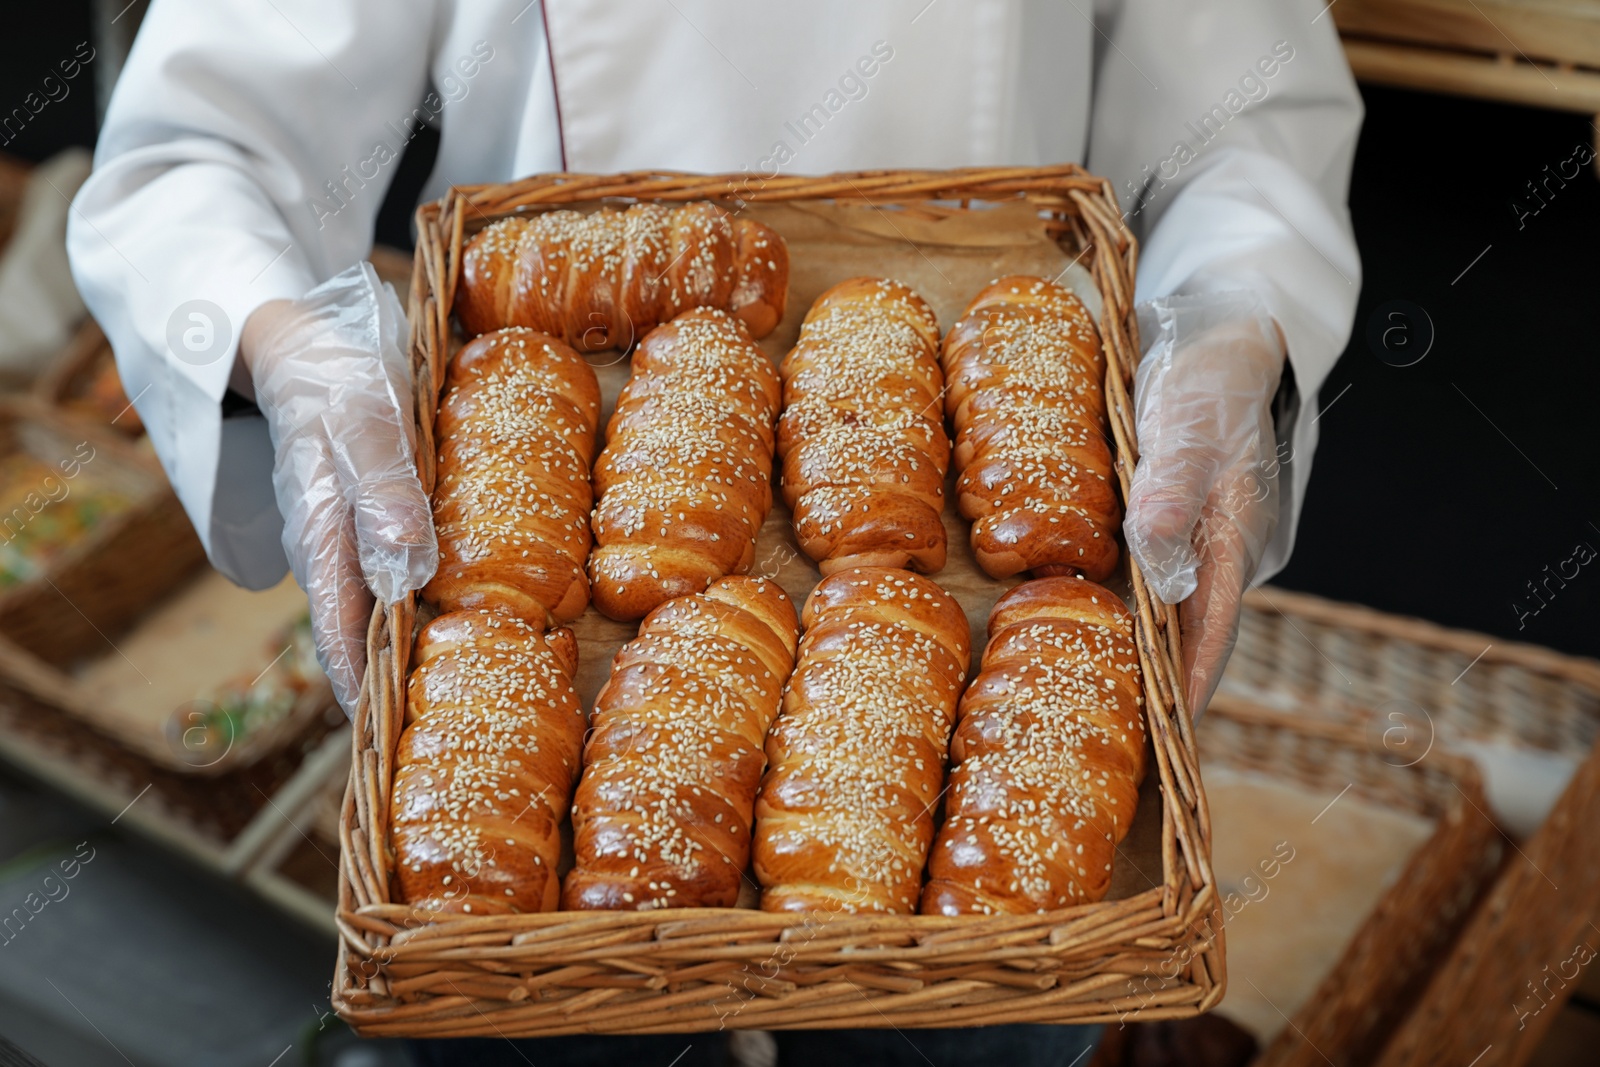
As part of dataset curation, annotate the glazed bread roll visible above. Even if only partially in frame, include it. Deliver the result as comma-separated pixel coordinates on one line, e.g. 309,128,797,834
943,275,1120,581
754,568,970,914
424,328,601,626
392,610,586,915
777,277,949,575
922,576,1146,915
590,308,781,621
456,203,788,347
563,577,799,911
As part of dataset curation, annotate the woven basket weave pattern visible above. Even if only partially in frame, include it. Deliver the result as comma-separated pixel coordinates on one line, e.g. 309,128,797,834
332,166,1222,1037
1221,588,1600,1066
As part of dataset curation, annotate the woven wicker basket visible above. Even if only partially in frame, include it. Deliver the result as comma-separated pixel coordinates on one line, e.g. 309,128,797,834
1219,587,1600,1067
332,165,1221,1037
1199,694,1500,1067
0,398,203,665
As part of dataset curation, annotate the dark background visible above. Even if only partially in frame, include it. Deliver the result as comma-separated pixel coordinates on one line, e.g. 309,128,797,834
0,6,98,163
1273,86,1600,659
10,7,1592,658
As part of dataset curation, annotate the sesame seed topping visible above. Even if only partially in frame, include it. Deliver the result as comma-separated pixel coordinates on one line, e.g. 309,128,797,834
391,611,586,916
460,203,787,346
922,578,1146,915
590,310,780,619
778,279,950,573
755,568,969,915
565,577,798,911
943,276,1120,580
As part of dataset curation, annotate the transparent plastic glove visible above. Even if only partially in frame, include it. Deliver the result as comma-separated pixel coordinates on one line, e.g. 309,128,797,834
1124,292,1285,720
244,262,437,718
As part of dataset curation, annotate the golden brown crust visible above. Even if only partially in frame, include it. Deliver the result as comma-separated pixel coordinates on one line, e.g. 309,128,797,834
563,577,799,911
921,576,1146,916
942,276,1120,581
730,219,788,339
589,309,781,621
754,568,970,914
392,611,586,916
423,329,601,626
777,278,949,576
456,204,788,347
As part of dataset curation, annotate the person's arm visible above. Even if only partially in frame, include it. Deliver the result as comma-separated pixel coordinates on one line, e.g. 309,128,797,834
1086,0,1363,712
67,0,436,585
67,0,442,713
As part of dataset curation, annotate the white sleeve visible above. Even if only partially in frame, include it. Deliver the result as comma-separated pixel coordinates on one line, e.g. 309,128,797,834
66,0,437,588
1086,0,1363,580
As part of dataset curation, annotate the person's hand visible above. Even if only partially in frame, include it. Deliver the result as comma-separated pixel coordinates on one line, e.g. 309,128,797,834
241,262,437,718
1123,292,1286,719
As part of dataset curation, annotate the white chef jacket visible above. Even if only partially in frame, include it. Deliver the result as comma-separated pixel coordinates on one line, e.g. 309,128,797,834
67,0,1361,592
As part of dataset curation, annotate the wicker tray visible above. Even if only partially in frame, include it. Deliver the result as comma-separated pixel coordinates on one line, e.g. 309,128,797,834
65,568,340,776
332,166,1219,1036
1197,695,1499,1067
1218,586,1600,1067
0,398,200,664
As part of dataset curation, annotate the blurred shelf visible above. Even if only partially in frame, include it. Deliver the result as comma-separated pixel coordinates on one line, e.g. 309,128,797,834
1337,0,1600,115
1343,37,1600,113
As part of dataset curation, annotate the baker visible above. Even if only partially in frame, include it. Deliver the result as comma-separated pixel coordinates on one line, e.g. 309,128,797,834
66,3,1360,1061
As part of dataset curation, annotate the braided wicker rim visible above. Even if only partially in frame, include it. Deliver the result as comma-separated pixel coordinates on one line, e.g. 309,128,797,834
332,165,1219,1036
